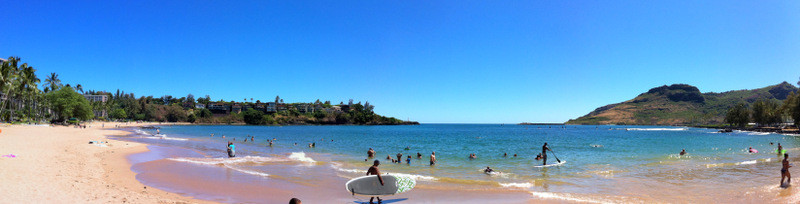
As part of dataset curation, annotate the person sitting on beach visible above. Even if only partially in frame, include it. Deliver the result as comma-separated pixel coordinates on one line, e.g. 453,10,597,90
366,160,384,204
782,153,792,186
406,155,411,164
680,149,686,156
289,197,302,204
430,152,437,166
417,152,422,159
484,166,494,174
396,153,403,162
535,153,543,160
368,148,376,158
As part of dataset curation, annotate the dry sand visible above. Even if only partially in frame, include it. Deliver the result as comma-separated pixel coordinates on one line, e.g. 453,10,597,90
0,122,208,204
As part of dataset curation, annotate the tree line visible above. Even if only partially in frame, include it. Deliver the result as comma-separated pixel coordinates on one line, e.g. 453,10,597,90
0,56,416,126
725,79,800,128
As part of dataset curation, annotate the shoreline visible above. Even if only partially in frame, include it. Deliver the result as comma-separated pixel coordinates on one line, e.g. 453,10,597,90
0,122,207,203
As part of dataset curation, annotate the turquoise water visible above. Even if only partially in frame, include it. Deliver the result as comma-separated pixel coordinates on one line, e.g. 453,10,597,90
120,124,800,202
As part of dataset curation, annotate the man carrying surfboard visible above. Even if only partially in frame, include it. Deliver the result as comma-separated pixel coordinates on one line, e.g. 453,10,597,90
367,160,384,204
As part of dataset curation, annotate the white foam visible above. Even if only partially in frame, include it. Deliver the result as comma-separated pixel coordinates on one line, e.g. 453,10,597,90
736,160,757,165
626,127,688,131
748,132,770,136
330,162,364,174
530,192,612,204
500,182,533,188
288,152,317,163
162,136,189,141
782,134,800,137
388,172,437,181
228,166,270,177
168,156,289,166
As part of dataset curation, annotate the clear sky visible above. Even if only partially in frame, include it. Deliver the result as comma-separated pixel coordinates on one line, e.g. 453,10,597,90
2,1,799,123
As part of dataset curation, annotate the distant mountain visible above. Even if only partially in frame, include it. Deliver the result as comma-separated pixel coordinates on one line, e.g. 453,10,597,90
565,82,798,125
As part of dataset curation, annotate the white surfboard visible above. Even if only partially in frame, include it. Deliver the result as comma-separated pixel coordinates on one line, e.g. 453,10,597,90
346,174,416,196
534,160,566,168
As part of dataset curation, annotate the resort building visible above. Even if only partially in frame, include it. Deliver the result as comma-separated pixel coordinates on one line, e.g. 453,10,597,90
83,94,109,118
195,104,206,109
83,94,108,103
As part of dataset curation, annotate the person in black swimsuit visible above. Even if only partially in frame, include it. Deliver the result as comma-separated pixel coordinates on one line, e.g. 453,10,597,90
782,153,792,186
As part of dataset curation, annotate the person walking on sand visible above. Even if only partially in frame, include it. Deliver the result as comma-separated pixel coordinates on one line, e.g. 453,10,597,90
782,153,792,186
366,160,384,204
542,143,550,165
430,151,437,166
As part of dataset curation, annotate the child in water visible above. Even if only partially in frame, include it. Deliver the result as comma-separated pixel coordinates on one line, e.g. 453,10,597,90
406,155,411,164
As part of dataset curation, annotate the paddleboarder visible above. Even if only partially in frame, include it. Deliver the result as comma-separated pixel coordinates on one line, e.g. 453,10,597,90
542,143,550,165
366,160,384,204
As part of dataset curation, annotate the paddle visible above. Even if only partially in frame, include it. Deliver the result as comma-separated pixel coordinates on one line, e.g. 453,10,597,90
548,149,561,163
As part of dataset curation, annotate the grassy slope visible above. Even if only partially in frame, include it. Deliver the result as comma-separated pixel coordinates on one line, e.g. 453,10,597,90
566,82,798,125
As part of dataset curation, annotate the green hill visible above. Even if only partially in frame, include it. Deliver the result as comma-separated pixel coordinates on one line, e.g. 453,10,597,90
566,82,798,125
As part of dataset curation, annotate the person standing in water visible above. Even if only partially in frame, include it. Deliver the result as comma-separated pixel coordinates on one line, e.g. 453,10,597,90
680,149,687,156
366,160,384,204
542,143,550,165
430,151,437,166
782,153,792,186
778,143,783,155
227,141,236,157
367,148,375,158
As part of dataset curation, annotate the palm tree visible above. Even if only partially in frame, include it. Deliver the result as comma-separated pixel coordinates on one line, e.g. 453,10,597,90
75,84,83,94
44,72,61,93
0,57,21,121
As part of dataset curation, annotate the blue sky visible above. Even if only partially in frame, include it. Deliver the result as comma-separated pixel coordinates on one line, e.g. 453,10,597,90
2,1,799,123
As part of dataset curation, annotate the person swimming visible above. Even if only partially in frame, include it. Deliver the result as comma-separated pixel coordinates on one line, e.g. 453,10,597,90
503,153,507,157
469,153,477,159
484,166,494,174
680,149,687,156
749,147,756,153
513,154,517,157
417,152,422,159
535,153,543,160
404,146,410,150
782,153,792,186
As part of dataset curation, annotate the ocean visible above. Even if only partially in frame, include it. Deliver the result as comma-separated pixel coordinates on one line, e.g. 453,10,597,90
114,124,800,203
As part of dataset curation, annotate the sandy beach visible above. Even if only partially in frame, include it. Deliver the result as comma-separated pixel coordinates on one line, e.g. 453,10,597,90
0,122,207,204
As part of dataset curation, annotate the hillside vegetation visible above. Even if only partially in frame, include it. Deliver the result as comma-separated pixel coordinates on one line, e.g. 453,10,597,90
566,82,798,125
